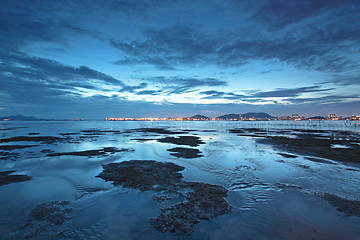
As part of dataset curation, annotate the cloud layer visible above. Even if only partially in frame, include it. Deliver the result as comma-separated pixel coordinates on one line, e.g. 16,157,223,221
0,0,359,118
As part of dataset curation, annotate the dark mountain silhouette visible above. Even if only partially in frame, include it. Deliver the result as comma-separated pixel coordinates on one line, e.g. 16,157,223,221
216,113,241,120
190,114,210,119
307,116,325,120
0,115,46,121
241,112,274,119
217,112,273,120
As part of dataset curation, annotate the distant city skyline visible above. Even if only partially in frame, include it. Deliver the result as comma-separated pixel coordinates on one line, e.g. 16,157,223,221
0,1,359,119
2,112,360,122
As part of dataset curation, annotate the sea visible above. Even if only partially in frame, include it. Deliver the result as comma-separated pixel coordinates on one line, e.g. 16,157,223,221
0,120,359,239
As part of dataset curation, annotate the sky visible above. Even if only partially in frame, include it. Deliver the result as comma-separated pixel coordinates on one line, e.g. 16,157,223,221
0,0,359,119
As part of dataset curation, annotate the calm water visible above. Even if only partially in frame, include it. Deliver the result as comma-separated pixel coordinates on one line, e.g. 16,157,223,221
0,121,359,239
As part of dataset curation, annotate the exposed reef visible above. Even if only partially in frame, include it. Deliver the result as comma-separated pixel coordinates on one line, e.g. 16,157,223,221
277,153,298,158
258,135,360,163
97,160,231,235
149,182,230,235
167,147,203,158
19,201,73,239
157,136,205,147
0,170,31,186
0,145,38,150
229,128,360,163
304,156,336,165
80,129,122,135
47,147,133,157
0,136,65,144
0,151,20,161
27,201,72,225
131,128,184,135
323,194,360,217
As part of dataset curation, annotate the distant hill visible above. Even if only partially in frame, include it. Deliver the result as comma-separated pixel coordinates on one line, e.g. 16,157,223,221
217,113,241,120
190,114,210,119
0,115,47,121
307,116,325,120
241,112,274,119
217,112,273,120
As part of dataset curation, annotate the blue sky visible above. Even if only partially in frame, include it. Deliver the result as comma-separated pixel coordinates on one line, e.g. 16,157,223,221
0,0,359,119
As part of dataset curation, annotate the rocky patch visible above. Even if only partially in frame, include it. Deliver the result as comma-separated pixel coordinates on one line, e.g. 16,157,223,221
0,145,38,150
0,170,31,186
277,153,298,158
158,136,204,147
97,160,231,235
323,194,360,217
167,147,203,159
47,147,133,157
0,136,66,144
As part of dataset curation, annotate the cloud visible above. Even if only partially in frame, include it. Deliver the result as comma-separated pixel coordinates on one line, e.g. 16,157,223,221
250,86,334,98
331,75,360,86
110,16,360,75
121,83,148,93
0,1,96,51
0,51,130,107
110,25,221,69
199,86,334,101
0,0,359,118
250,0,360,30
136,90,161,95
0,51,124,86
142,76,228,94
199,90,225,99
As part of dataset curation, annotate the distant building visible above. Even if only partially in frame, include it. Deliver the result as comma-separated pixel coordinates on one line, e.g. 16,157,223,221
290,113,302,121
327,113,339,121
351,115,360,120
308,116,325,121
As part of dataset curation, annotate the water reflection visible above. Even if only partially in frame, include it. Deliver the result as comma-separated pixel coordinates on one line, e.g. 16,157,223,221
0,121,359,239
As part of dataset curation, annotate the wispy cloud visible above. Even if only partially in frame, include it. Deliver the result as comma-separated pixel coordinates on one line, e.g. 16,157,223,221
141,76,228,94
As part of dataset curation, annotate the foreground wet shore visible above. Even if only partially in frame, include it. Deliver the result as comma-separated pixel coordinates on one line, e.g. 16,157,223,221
0,121,359,239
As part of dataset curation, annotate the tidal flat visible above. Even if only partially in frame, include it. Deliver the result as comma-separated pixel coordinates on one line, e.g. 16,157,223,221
0,120,360,239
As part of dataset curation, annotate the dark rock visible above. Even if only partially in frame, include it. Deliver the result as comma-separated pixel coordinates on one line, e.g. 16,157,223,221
304,156,336,164
275,183,302,190
0,145,38,150
47,147,133,157
97,160,184,191
0,171,31,186
131,128,184,135
158,136,204,147
131,138,156,142
229,128,268,134
150,182,231,235
0,136,65,144
298,164,310,169
345,168,360,172
97,160,231,235
60,132,78,136
0,128,17,131
28,201,72,225
167,147,203,158
278,153,298,158
237,134,266,138
81,129,122,135
257,134,360,163
40,149,55,154
323,194,360,217
0,151,20,161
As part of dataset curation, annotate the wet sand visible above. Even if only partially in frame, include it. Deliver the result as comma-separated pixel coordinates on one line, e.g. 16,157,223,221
0,123,359,239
